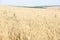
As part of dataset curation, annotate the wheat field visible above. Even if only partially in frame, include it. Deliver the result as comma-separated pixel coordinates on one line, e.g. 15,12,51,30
0,6,60,40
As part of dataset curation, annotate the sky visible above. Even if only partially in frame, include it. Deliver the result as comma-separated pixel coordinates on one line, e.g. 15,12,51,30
0,0,60,6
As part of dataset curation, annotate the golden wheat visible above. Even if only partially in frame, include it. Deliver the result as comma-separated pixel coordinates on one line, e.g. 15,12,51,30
0,6,60,40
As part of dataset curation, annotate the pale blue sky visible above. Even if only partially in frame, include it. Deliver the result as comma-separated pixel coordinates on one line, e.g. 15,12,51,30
0,0,60,6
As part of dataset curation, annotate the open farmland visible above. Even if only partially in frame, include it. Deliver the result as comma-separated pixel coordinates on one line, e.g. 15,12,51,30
0,6,60,40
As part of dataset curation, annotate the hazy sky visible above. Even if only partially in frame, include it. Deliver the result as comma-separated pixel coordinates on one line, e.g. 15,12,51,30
0,0,60,6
